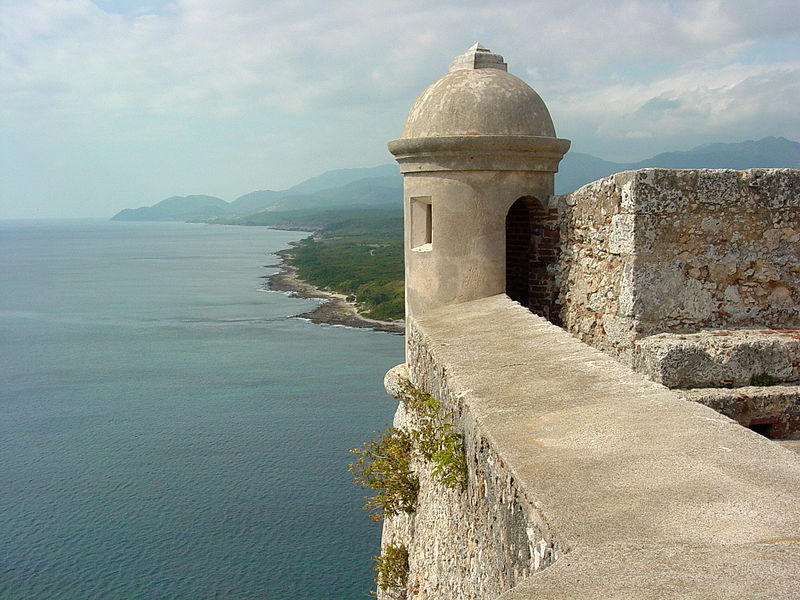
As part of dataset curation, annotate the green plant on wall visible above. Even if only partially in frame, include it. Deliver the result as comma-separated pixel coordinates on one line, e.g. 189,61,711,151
399,382,468,492
430,430,467,491
349,381,467,520
374,543,409,593
349,427,419,520
750,372,777,386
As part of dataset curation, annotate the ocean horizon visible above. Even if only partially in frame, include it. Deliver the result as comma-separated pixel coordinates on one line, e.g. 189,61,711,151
0,219,403,599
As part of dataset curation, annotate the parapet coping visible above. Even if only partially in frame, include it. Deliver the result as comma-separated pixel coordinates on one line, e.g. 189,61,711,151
567,167,800,211
410,294,800,599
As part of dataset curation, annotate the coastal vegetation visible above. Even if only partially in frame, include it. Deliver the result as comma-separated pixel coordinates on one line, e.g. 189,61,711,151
400,382,468,492
288,209,404,321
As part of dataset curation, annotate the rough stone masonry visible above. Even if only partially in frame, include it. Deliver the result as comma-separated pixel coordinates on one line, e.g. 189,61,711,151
556,168,800,363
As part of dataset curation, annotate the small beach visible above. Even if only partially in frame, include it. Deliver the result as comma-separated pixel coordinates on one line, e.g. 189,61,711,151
265,247,405,334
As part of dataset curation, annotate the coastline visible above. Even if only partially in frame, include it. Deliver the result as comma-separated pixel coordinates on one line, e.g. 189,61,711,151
264,247,405,335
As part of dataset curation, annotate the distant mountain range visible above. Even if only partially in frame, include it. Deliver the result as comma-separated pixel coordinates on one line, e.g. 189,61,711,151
111,137,800,222
111,164,400,222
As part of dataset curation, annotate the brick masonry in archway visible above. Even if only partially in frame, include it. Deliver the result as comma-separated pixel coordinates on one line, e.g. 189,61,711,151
505,196,560,322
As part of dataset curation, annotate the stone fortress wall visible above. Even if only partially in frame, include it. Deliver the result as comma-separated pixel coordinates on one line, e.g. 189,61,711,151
376,44,800,599
553,168,800,438
556,168,800,362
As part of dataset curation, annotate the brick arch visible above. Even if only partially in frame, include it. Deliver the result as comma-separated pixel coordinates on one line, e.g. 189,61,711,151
505,196,559,321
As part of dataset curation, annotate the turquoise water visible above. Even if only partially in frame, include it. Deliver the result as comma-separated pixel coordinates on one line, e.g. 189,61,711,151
0,220,403,599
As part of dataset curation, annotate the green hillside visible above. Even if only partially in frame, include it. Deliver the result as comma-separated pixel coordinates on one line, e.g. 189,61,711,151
289,210,404,321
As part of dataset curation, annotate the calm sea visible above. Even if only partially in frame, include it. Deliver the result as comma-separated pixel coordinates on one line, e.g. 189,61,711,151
0,220,403,600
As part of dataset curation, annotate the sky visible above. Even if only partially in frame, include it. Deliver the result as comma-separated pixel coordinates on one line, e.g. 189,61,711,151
1,0,798,218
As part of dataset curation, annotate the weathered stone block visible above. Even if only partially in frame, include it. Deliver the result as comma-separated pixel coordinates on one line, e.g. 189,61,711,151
633,329,800,388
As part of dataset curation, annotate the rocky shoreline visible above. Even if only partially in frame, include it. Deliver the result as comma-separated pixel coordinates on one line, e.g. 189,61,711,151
264,248,405,335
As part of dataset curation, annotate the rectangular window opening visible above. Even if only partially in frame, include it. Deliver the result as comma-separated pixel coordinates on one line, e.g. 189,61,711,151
411,196,432,252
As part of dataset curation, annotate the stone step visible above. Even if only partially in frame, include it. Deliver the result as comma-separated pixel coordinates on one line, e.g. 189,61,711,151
633,328,800,388
679,384,800,439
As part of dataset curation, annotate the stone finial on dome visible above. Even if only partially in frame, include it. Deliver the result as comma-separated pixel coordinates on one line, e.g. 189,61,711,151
449,43,508,72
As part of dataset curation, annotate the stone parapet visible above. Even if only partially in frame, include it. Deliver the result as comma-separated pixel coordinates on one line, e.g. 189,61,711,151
379,374,559,600
384,294,800,599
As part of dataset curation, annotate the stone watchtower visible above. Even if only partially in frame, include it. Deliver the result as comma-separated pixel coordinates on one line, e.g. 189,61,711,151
389,44,570,326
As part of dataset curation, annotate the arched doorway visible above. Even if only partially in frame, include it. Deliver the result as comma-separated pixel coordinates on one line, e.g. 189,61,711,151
505,196,555,319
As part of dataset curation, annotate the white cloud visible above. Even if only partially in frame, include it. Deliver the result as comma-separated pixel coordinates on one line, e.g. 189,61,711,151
0,0,798,216
3,0,797,122
550,58,800,157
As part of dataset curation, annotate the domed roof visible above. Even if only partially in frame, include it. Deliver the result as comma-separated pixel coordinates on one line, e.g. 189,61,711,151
401,44,556,139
